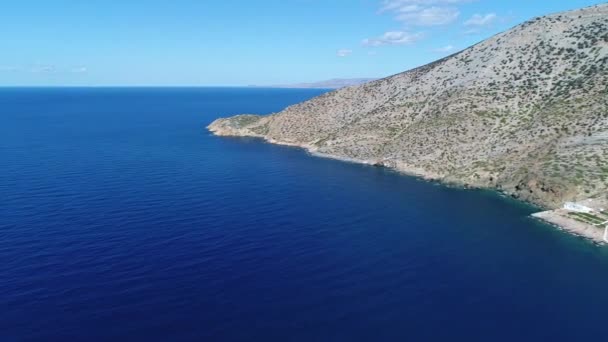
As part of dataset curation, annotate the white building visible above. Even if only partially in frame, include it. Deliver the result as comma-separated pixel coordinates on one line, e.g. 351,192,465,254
564,202,595,213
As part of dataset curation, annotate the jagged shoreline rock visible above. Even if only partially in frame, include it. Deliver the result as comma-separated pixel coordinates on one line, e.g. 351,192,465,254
208,4,608,212
208,119,525,202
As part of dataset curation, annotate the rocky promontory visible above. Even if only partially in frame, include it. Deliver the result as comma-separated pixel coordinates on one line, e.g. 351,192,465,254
209,4,608,210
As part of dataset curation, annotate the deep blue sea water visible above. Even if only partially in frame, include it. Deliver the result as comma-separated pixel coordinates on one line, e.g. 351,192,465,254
2,87,608,341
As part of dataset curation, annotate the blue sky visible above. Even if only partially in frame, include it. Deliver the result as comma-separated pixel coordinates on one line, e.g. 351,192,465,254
1,0,605,86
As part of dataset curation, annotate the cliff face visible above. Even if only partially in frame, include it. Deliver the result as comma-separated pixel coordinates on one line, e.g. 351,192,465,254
209,4,608,209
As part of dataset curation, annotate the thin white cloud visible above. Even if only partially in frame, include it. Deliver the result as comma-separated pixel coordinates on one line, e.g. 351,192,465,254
396,6,460,26
362,31,424,47
367,0,472,49
0,64,88,73
337,49,353,57
71,66,88,73
29,64,56,73
464,13,497,27
432,45,454,53
0,66,19,72
380,0,471,26
380,0,472,13
463,28,481,35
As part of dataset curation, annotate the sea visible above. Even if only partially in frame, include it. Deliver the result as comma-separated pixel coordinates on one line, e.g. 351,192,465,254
2,87,608,341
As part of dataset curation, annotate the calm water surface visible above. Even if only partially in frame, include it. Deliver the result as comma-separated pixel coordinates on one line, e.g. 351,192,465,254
2,88,608,341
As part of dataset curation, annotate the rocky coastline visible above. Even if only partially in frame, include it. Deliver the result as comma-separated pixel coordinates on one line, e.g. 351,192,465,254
207,3,608,244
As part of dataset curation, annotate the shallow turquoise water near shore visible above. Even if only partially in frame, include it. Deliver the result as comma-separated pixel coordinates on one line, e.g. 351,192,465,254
2,87,608,341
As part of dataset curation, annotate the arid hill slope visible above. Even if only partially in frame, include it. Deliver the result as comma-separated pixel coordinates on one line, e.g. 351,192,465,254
209,4,608,208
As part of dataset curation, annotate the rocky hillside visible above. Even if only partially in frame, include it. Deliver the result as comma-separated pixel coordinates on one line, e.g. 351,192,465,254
271,78,378,89
209,4,608,209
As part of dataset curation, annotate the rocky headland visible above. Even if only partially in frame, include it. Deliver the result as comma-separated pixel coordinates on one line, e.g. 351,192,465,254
209,4,608,241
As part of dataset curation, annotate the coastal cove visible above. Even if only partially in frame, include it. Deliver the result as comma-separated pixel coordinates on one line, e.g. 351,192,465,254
3,87,608,341
209,4,608,218
209,128,608,245
209,117,608,252
208,4,608,245
213,131,545,206
4,0,608,340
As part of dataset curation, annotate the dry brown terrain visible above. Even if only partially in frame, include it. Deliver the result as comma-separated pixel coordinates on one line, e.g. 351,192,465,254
209,4,608,209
